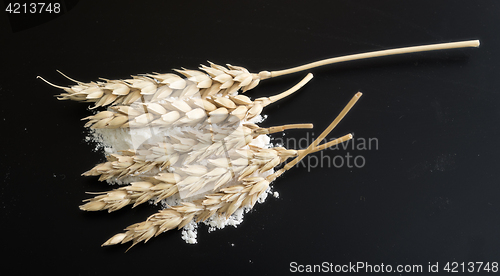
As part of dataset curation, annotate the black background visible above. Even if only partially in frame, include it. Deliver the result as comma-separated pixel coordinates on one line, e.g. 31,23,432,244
1,1,499,275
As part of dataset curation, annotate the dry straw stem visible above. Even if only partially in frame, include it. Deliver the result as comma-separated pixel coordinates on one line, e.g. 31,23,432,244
38,40,478,108
102,93,361,250
280,92,362,176
260,40,480,79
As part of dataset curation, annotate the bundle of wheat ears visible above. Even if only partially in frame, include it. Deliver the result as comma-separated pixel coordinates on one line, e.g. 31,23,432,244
39,40,479,250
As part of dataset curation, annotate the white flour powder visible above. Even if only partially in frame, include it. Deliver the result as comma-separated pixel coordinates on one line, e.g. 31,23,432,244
85,114,278,244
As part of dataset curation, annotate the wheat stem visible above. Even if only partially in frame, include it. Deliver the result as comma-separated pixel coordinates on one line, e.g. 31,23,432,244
255,123,314,135
263,40,480,79
302,133,353,154
277,92,362,176
266,73,314,104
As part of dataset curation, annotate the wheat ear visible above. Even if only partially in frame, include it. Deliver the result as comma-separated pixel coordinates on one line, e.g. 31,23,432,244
101,92,360,250
80,134,315,212
38,63,264,107
39,40,478,108
82,122,313,182
82,74,313,129
101,136,352,250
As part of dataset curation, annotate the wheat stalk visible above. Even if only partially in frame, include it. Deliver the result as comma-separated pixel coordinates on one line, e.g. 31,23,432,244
82,123,312,182
79,73,313,129
38,40,478,109
100,92,360,250
80,132,351,213
41,39,478,249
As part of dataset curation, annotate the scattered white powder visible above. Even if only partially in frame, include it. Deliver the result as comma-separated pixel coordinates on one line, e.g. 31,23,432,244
181,220,198,244
252,114,267,124
85,107,280,244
